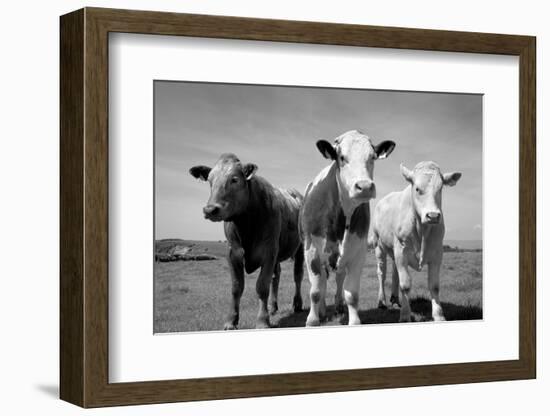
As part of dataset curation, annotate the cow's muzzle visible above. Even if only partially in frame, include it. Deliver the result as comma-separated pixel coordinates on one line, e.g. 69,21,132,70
351,180,376,200
424,211,441,224
203,204,224,222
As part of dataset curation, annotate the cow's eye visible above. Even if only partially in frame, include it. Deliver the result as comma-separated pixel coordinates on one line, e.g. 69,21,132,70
230,176,239,184
416,187,424,195
339,155,346,164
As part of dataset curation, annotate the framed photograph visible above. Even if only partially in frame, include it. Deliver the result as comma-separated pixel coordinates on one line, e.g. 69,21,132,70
60,7,536,408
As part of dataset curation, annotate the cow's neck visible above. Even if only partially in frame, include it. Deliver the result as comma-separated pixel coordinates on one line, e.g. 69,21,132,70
231,177,268,234
414,221,433,268
334,169,361,222
408,190,432,268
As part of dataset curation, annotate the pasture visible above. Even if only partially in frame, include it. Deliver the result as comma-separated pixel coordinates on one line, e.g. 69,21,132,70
154,240,482,333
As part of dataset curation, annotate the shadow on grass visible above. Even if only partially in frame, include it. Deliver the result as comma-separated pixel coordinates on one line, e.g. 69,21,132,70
406,297,483,322
277,297,482,328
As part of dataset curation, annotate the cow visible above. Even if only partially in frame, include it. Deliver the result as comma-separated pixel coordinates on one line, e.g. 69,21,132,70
370,161,462,322
189,153,304,330
300,130,396,326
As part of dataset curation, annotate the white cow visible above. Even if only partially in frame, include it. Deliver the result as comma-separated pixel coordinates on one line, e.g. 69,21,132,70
300,130,395,326
371,161,461,322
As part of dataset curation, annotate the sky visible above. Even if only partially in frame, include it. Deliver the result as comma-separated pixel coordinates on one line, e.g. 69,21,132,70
154,81,482,242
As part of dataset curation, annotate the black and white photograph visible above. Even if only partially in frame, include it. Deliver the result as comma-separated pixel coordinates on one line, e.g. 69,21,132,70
154,81,483,333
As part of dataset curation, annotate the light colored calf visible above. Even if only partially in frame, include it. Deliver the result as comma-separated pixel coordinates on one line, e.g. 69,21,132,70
300,130,395,326
371,161,461,322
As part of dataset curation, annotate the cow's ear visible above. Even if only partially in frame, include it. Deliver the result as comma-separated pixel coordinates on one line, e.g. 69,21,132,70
189,165,211,181
374,141,396,160
443,171,462,187
316,140,337,160
242,163,258,180
400,164,414,184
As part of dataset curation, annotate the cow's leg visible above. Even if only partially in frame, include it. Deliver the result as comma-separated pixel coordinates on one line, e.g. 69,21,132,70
256,257,276,329
305,245,325,327
292,244,304,312
343,251,366,326
319,266,328,321
334,269,346,315
375,245,387,309
225,246,245,330
390,261,401,308
395,250,412,322
428,261,445,321
269,263,281,315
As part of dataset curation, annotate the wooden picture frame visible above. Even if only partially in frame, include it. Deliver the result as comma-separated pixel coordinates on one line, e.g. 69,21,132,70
60,7,536,408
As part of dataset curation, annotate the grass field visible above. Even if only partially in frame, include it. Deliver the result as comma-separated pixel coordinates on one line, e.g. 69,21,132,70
154,240,482,333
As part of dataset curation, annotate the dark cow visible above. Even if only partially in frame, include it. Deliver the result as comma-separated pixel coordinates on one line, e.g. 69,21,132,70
190,153,304,329
300,130,395,326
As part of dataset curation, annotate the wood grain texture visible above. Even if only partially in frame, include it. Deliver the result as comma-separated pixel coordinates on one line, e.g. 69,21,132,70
88,7,532,54
59,8,84,407
59,7,537,408
518,38,536,376
83,11,110,406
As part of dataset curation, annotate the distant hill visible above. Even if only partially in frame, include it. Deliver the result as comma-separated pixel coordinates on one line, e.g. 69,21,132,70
444,240,483,250
155,239,482,261
155,239,228,261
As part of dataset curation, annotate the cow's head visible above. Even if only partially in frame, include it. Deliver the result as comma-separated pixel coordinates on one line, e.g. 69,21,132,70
400,161,462,225
189,153,257,222
316,130,395,204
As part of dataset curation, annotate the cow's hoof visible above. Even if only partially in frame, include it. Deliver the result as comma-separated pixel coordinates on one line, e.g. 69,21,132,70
306,316,320,327
334,297,346,315
348,316,362,325
224,323,238,330
256,320,271,329
335,301,346,315
377,300,388,310
269,302,278,315
293,296,303,313
399,316,411,323
433,315,446,322
389,295,400,308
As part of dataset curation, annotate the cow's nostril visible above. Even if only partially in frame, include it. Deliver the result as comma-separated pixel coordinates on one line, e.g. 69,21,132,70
427,212,441,220
203,205,220,216
355,181,374,192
